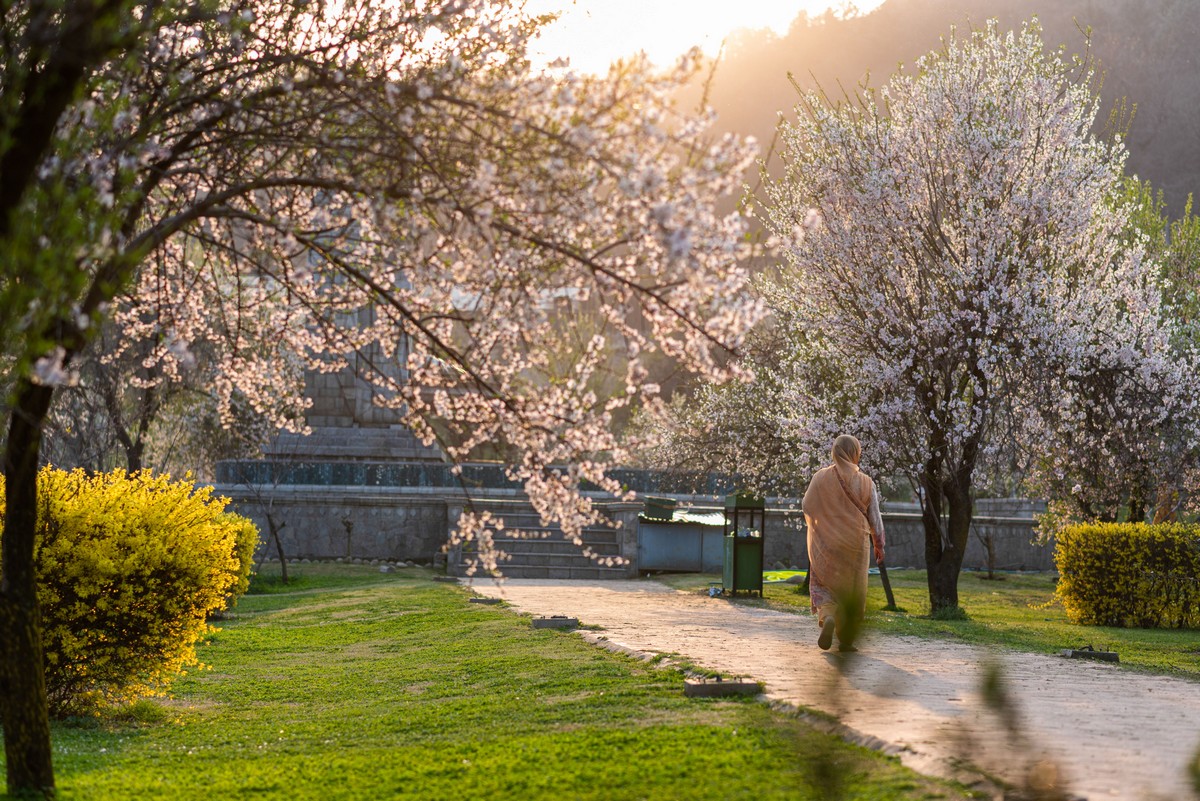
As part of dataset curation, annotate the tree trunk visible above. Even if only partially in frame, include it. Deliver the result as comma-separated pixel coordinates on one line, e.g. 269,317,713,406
926,552,960,610
927,495,971,611
1128,484,1147,525
126,440,144,473
0,379,57,797
124,378,157,474
267,513,288,584
920,461,974,613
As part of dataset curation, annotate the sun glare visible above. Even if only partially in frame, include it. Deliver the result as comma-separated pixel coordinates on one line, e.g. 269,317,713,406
525,0,885,74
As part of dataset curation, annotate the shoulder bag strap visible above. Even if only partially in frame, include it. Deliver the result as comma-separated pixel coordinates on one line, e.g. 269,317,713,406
834,468,871,524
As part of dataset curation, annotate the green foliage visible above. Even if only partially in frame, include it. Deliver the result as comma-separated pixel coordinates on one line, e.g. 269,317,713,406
0,468,258,715
1120,176,1200,352
1055,523,1200,628
30,564,960,801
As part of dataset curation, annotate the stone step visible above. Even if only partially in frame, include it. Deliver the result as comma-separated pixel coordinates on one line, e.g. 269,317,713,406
458,546,624,565
480,524,623,541
480,540,621,556
469,509,621,526
458,564,630,580
448,502,631,579
480,520,620,532
486,552,626,568
483,528,620,543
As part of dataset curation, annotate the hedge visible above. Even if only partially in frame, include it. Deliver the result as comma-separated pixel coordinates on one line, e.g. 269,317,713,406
1054,522,1200,628
0,468,258,715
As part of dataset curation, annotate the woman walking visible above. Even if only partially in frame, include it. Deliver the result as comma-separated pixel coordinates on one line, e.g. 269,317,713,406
802,434,886,651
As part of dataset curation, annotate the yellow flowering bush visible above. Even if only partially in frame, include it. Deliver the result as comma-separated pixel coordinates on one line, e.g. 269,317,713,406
0,468,258,715
1055,522,1200,628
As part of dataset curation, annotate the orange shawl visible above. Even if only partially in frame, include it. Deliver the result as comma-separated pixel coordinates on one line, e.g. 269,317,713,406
802,437,874,626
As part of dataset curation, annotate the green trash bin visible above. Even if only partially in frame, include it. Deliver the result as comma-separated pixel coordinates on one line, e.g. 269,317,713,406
722,533,763,596
722,492,765,596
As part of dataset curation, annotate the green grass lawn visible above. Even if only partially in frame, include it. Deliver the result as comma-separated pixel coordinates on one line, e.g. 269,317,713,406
8,563,975,801
660,569,1200,678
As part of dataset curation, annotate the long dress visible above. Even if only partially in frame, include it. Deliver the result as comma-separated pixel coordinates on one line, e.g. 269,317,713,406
802,463,885,639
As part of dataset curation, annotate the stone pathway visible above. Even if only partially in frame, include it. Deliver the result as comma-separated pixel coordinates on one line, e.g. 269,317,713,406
465,578,1200,801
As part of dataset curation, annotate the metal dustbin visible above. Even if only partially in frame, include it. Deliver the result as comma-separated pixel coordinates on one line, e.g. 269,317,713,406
642,496,677,521
722,492,765,596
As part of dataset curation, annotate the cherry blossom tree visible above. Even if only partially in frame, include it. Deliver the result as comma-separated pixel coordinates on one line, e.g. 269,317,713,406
683,19,1198,613
1021,178,1200,530
0,0,762,793
635,317,815,498
39,322,198,472
38,319,274,476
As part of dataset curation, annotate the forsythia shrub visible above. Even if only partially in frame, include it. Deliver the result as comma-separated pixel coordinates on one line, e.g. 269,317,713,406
1055,522,1200,628
0,468,258,715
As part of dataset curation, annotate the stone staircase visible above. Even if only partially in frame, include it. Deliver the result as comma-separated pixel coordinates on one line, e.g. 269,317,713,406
447,506,632,579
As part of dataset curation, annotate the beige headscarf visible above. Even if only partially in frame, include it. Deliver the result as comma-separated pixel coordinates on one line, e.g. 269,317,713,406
831,434,862,477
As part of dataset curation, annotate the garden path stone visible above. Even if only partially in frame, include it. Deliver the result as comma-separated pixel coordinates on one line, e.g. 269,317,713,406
465,577,1200,801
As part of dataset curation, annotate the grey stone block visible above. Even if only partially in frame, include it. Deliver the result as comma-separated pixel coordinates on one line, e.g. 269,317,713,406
1061,648,1119,662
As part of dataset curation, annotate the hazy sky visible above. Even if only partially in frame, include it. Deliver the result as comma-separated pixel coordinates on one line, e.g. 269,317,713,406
525,0,886,73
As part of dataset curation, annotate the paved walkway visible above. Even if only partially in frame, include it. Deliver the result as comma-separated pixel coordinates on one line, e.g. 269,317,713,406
465,578,1200,801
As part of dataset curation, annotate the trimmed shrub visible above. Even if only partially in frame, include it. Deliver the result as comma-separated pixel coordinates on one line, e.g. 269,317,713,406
0,468,258,715
1054,522,1200,628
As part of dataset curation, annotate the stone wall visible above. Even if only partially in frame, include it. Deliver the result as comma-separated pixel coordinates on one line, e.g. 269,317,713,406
683,505,1051,572
217,483,645,570
218,480,1053,574
219,485,453,563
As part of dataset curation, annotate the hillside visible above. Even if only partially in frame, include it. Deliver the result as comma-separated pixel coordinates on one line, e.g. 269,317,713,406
701,0,1200,216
